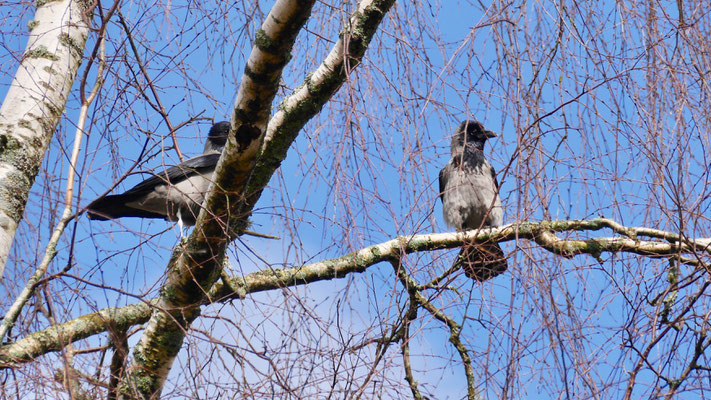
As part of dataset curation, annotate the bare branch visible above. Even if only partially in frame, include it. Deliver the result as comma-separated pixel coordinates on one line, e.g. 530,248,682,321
4,218,707,372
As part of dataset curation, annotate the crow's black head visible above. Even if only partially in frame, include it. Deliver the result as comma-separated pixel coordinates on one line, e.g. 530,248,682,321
205,121,230,152
451,120,497,153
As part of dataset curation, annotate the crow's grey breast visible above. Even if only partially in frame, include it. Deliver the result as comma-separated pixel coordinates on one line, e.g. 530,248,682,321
439,120,508,281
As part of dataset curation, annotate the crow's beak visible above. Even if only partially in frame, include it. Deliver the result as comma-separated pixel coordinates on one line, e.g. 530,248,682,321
485,130,497,138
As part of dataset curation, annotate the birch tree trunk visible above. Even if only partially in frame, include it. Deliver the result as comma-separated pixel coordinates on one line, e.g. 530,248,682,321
0,0,91,278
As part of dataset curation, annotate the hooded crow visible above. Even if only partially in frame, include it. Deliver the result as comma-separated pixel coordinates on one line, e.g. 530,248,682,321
439,120,508,281
86,121,230,227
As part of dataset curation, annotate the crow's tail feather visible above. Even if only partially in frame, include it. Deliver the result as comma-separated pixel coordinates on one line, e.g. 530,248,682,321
86,194,165,221
455,242,508,282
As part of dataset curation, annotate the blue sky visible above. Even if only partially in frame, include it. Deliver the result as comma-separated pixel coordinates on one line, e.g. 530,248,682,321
2,0,710,398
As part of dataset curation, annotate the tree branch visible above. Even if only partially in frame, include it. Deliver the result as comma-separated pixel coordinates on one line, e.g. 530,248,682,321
239,0,397,231
3,218,707,370
123,0,318,396
0,302,152,366
123,0,398,396
390,259,482,400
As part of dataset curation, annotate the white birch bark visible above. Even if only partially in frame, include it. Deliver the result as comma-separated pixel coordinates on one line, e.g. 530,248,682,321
0,0,91,278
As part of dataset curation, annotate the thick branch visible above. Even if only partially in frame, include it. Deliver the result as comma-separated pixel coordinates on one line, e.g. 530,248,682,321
238,0,396,234
2,218,708,368
0,25,110,344
125,0,397,396
0,303,152,366
125,0,317,397
214,218,710,301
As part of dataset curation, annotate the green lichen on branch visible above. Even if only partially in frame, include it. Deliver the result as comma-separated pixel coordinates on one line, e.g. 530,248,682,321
25,46,59,61
236,0,397,244
0,303,153,367
59,33,85,59
34,0,61,8
2,218,709,371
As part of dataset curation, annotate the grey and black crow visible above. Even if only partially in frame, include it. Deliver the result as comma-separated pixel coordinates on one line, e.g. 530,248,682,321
439,120,507,281
86,121,230,228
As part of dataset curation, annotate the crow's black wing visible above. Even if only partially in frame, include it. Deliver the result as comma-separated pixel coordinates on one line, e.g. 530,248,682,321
438,164,449,201
491,165,500,191
123,153,221,196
